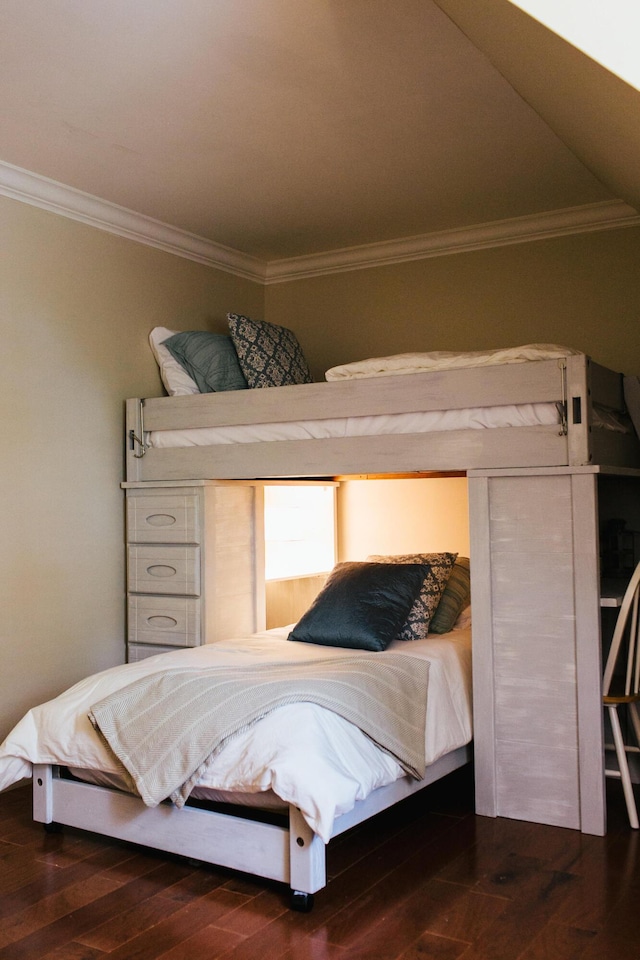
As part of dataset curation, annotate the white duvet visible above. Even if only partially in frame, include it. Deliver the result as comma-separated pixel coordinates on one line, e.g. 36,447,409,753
0,626,472,842
324,343,582,381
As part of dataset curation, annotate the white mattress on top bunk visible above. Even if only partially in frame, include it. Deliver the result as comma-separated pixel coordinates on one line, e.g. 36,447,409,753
148,402,561,449
0,624,472,842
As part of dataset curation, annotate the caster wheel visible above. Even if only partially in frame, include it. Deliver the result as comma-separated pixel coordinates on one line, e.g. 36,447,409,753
290,890,314,912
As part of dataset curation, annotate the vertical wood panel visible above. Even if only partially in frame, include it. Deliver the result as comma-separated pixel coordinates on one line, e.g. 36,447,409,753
493,618,575,684
495,741,580,829
488,475,580,827
571,473,606,835
565,354,591,466
494,676,577,746
467,476,497,817
205,485,261,641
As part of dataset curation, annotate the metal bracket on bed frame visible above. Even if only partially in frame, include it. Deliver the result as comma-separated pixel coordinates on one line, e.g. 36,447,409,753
129,399,149,458
557,360,568,436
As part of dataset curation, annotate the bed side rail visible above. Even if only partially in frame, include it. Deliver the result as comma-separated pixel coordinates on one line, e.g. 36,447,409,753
137,359,567,433
565,356,640,468
589,360,627,412
126,398,147,481
129,424,569,481
565,355,591,465
33,764,327,897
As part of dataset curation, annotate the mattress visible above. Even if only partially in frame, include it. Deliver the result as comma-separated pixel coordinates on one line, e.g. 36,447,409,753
147,402,629,451
0,625,472,842
148,402,562,449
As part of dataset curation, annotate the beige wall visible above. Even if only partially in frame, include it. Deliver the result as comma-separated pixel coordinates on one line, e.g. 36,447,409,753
338,478,470,561
265,227,640,380
0,196,263,737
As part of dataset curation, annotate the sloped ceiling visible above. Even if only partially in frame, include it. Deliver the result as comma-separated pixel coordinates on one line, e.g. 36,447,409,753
0,0,638,267
435,0,640,214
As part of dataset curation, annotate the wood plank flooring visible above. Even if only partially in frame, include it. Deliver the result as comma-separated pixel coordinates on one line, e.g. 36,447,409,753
0,767,638,959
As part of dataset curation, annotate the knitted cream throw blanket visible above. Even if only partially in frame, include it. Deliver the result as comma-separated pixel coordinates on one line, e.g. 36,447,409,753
88,652,430,808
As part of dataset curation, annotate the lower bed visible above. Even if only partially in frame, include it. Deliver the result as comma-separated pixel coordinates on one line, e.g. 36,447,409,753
0,623,471,907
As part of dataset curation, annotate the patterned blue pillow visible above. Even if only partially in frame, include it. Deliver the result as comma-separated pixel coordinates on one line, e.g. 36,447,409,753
227,313,313,388
367,552,457,640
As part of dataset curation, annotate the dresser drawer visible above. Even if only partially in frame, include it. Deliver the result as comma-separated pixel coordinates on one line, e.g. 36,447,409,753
128,595,201,647
127,545,200,596
127,494,200,544
128,643,176,662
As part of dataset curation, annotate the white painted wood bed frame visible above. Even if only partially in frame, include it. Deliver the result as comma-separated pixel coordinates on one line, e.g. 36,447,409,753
124,355,640,482
31,353,640,908
33,746,471,909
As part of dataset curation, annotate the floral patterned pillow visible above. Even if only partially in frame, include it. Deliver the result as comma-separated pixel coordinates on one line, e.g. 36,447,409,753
227,313,313,388
367,552,457,640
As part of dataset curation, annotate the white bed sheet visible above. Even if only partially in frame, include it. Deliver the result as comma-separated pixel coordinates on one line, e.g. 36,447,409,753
0,626,471,842
149,403,560,449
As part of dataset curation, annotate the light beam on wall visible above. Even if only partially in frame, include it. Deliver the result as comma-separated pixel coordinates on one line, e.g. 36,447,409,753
509,0,640,91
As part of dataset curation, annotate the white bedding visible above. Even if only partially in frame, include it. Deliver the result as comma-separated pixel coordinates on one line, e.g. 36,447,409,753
0,625,472,842
149,402,561,449
324,343,582,381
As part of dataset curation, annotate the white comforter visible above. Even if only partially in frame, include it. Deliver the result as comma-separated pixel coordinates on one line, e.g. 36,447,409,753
324,343,581,380
0,626,472,842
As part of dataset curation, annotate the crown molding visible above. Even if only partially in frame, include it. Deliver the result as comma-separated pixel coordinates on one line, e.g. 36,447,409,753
0,160,267,283
2,160,638,285
264,200,640,282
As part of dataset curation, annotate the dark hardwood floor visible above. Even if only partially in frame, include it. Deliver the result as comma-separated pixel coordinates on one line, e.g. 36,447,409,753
0,768,638,959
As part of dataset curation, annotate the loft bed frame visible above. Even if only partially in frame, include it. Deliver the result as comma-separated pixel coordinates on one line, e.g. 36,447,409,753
32,353,640,910
125,355,640,483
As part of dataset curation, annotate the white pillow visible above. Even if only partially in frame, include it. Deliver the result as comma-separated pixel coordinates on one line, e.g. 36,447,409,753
148,327,199,396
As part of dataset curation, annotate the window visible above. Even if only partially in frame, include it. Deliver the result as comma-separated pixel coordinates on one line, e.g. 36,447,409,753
264,485,336,580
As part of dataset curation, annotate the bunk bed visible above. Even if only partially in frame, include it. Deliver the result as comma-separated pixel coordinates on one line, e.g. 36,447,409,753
6,340,640,908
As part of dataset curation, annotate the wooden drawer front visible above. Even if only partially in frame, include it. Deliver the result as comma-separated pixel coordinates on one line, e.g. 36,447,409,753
128,643,175,662
127,494,200,544
128,595,200,647
128,546,200,596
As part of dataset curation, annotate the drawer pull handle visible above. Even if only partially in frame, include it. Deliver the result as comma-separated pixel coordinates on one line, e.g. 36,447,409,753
147,616,178,628
146,564,177,578
145,514,177,527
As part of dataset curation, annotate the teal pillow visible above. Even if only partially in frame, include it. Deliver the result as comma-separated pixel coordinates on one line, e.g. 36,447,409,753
164,331,247,393
288,561,431,652
430,557,471,633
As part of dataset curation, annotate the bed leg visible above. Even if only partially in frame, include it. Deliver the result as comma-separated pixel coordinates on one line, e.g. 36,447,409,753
33,763,54,823
43,821,64,834
288,805,326,909
290,891,315,912
33,764,60,831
